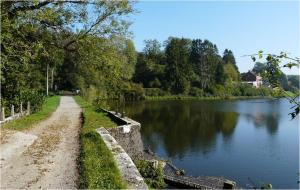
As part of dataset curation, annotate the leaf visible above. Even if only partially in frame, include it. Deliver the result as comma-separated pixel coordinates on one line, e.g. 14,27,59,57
251,56,256,62
258,50,263,59
266,54,272,61
283,62,299,69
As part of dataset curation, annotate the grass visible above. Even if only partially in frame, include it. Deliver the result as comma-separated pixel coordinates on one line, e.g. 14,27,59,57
74,96,126,189
3,96,60,130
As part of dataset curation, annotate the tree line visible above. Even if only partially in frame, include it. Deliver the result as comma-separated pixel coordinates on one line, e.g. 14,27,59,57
133,38,241,96
1,1,138,113
1,1,298,115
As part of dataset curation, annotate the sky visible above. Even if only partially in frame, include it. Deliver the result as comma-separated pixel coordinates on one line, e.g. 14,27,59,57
129,1,300,75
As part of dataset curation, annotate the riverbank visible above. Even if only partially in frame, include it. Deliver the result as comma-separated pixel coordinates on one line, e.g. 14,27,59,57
73,96,126,189
145,95,275,101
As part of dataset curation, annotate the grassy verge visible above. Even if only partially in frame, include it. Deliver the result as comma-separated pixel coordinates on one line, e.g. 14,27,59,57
145,95,272,101
3,96,60,130
74,96,126,189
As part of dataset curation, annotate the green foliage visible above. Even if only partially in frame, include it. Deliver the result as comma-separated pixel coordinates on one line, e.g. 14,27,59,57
135,160,166,189
207,83,272,98
1,0,135,110
134,52,165,88
74,96,126,189
165,37,192,94
134,38,239,97
144,88,169,96
122,82,145,101
189,87,204,97
287,75,300,92
3,96,60,130
224,63,240,82
249,51,300,119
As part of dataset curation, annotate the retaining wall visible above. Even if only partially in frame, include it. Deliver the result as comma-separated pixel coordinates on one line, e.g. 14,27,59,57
97,109,148,189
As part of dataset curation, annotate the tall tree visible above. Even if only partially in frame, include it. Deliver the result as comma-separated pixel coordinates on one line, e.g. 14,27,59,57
165,37,192,94
190,39,219,89
223,49,239,71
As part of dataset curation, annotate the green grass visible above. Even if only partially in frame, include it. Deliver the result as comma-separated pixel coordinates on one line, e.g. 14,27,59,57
3,96,60,130
284,91,297,97
74,96,126,189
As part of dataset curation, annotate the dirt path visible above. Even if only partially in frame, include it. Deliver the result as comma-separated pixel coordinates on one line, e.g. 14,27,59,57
0,96,82,189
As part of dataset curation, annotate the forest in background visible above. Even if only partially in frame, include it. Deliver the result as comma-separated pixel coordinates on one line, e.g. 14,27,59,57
1,1,299,115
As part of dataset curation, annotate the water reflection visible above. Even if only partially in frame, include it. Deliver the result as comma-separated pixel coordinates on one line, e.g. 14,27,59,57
237,99,281,135
122,100,239,158
102,99,298,188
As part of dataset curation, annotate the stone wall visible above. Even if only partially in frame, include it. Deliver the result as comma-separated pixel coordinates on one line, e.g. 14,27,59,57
96,127,148,189
101,108,145,160
108,124,145,161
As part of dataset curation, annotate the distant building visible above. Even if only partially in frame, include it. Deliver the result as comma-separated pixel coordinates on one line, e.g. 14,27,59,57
241,71,263,88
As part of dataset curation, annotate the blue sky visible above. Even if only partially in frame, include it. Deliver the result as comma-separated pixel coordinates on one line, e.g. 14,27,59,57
129,1,299,74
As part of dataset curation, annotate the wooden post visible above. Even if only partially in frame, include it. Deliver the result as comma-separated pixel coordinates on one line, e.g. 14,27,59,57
0,107,5,121
20,102,23,114
11,105,14,117
27,101,30,115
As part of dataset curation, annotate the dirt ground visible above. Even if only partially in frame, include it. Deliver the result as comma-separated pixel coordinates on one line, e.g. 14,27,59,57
0,96,82,189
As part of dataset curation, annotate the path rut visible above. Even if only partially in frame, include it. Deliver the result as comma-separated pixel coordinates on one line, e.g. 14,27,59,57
0,96,82,189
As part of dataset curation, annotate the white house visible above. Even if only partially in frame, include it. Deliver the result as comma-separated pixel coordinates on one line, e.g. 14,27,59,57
241,71,263,88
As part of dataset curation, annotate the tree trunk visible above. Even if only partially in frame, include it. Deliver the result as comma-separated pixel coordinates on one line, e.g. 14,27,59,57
51,68,54,90
46,64,49,96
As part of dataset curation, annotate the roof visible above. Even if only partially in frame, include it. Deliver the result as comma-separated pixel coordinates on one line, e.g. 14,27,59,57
241,71,256,82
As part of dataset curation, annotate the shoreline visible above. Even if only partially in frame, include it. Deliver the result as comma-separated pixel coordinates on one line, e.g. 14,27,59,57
144,95,277,101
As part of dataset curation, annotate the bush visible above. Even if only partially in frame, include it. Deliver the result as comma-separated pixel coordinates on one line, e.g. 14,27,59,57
1,90,45,116
209,85,228,98
189,87,204,97
122,82,145,101
145,88,169,96
135,160,166,189
238,83,260,96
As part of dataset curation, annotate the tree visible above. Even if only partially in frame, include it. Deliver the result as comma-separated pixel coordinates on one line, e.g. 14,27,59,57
190,39,219,89
143,39,162,60
252,62,266,74
1,0,135,111
165,37,192,94
249,51,300,119
215,62,226,84
133,39,165,88
224,63,239,82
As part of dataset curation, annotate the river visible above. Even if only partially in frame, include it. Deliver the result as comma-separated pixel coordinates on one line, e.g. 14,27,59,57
107,98,299,188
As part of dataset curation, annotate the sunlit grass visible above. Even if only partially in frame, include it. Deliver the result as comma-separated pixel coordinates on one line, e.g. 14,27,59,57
3,96,60,130
74,96,126,189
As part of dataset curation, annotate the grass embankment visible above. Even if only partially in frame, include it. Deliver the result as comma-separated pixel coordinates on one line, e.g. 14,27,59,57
74,96,126,189
145,95,272,101
3,96,60,130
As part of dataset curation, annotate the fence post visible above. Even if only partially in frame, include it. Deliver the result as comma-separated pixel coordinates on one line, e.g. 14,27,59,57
27,101,30,115
0,107,5,121
20,102,23,115
11,105,14,117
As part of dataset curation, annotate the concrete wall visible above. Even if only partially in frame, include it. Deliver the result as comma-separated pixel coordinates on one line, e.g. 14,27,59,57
96,127,148,189
102,109,145,160
108,124,145,161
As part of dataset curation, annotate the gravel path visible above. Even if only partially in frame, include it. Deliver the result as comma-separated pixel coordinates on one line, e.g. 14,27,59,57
0,96,82,189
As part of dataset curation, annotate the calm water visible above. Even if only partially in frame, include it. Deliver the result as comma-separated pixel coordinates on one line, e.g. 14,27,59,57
109,98,299,188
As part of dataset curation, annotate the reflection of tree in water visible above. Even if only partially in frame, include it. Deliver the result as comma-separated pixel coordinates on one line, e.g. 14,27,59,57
125,101,239,158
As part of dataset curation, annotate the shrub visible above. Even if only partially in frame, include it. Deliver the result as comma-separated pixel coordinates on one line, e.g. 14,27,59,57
122,82,145,101
189,87,204,97
145,88,169,96
135,160,166,189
